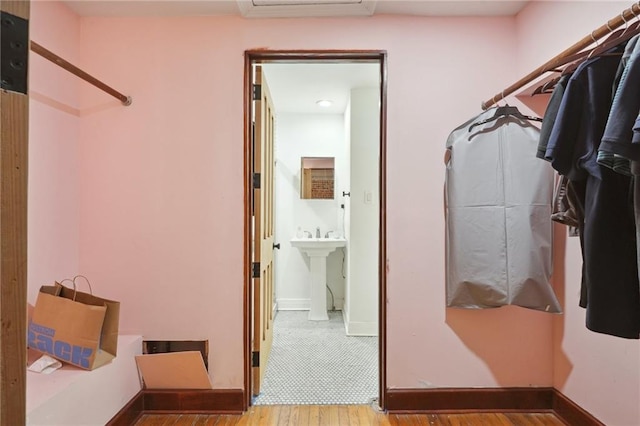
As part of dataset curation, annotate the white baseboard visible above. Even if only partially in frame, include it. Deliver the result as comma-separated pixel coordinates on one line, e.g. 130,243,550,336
342,309,378,336
330,298,345,311
276,298,310,310
345,320,378,336
277,298,347,314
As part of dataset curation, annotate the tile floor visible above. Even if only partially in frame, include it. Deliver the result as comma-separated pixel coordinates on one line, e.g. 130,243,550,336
252,310,378,405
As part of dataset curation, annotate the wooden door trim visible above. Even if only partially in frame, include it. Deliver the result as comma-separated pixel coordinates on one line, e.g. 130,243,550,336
378,50,388,410
242,49,388,410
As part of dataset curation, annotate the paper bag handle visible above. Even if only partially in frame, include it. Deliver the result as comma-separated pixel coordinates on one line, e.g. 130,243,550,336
59,275,93,301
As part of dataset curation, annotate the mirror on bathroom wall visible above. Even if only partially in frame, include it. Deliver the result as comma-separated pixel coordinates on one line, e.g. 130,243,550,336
300,157,335,199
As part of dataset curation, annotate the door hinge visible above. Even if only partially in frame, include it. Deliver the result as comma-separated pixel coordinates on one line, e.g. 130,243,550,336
253,84,261,101
252,351,260,367
252,262,260,278
253,172,261,189
0,11,29,94
251,121,255,145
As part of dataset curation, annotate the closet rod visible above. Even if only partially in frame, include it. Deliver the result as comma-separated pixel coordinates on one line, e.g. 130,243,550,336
30,41,132,106
481,1,640,110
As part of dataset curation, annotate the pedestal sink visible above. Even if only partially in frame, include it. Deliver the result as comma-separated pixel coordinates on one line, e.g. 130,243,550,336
291,237,347,320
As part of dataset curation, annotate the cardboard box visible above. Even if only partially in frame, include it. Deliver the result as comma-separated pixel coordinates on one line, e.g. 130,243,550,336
135,351,212,389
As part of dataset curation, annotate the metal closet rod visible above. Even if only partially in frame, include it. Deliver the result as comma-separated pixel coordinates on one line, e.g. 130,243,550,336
30,41,132,106
481,1,640,110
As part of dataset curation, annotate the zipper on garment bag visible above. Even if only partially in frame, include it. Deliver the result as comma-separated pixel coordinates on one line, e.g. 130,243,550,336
499,122,510,302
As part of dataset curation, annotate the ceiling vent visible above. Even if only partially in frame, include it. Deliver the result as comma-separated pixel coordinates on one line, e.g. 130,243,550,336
237,0,377,18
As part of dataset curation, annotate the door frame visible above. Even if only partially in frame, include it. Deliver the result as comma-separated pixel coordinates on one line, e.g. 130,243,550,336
242,49,388,410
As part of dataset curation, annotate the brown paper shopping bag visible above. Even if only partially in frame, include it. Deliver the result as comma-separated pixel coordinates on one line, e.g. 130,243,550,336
28,275,120,370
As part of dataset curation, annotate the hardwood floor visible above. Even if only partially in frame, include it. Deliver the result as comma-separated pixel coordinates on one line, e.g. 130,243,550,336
134,405,566,425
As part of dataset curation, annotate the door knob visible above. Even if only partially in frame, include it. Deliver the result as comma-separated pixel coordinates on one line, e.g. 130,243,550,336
273,243,281,250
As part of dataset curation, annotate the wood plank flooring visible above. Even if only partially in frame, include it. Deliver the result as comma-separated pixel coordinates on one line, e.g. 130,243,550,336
134,405,566,425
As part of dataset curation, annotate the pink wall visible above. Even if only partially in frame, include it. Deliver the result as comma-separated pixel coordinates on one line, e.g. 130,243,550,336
517,2,639,425
72,14,556,390
28,1,81,304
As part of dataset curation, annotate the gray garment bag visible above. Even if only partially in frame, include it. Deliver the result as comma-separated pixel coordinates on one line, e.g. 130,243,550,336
444,107,561,313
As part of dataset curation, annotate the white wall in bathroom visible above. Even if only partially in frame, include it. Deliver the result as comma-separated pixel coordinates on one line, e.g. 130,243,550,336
274,113,347,311
344,87,380,336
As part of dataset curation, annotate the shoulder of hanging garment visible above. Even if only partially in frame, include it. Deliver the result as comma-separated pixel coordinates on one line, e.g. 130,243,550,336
446,108,498,148
570,44,625,82
623,34,640,59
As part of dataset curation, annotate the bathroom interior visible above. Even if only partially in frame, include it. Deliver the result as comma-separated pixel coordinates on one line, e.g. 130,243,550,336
253,62,381,405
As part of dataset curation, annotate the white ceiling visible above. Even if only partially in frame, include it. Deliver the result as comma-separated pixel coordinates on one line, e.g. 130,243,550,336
262,63,380,114
61,0,528,114
63,0,530,18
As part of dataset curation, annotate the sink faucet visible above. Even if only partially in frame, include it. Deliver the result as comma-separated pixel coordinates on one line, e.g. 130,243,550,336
304,230,313,238
325,230,335,238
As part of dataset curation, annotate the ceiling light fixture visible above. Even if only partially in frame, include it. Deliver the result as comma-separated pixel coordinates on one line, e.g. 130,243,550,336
316,100,333,107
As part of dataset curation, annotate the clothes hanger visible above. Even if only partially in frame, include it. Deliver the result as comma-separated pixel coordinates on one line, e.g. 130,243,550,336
583,22,640,60
555,22,637,79
530,21,632,96
531,37,601,96
531,85,550,96
532,72,563,96
535,28,613,79
582,9,640,60
468,102,542,132
542,76,561,92
537,15,635,83
532,82,555,96
551,28,622,72
530,7,640,99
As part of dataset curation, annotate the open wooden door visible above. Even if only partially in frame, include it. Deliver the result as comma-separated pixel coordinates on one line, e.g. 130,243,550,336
251,65,276,397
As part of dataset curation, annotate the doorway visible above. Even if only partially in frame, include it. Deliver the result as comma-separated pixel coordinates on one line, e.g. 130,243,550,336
243,50,387,410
